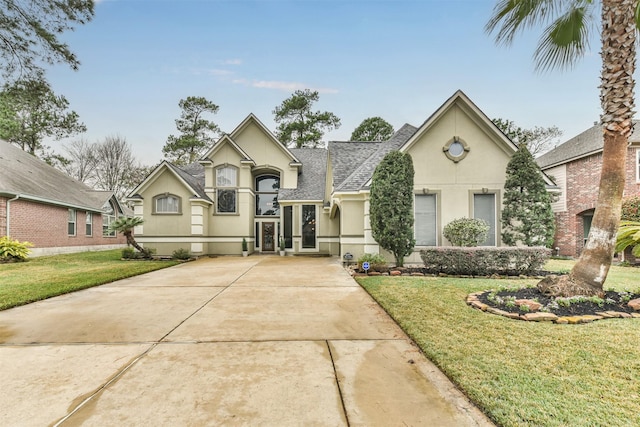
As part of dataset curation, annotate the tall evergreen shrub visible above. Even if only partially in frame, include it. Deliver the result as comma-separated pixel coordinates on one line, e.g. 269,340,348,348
501,145,555,247
369,151,415,266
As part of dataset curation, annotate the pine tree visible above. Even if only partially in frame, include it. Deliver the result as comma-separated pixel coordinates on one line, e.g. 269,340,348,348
501,145,555,247
369,151,415,266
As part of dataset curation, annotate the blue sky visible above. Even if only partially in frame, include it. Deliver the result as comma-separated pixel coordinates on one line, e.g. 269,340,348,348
47,0,608,166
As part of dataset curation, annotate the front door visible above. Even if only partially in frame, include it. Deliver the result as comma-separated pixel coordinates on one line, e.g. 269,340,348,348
262,222,275,251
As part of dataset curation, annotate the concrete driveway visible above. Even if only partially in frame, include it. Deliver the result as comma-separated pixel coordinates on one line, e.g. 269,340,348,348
0,255,493,426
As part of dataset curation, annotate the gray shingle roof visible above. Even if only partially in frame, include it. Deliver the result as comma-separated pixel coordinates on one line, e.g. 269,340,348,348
328,123,418,192
279,148,327,201
167,162,211,201
537,121,640,169
0,140,113,211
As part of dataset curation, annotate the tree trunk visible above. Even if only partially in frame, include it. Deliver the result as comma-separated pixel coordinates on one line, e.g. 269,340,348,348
538,0,636,297
124,231,145,253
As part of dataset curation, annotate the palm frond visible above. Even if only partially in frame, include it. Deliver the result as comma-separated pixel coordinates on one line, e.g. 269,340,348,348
486,0,563,45
533,4,592,71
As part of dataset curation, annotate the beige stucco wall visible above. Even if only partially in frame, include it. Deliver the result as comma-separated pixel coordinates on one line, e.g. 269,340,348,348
137,169,198,237
406,103,510,248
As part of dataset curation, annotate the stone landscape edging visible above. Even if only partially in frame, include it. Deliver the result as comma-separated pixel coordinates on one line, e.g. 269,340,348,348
466,292,640,324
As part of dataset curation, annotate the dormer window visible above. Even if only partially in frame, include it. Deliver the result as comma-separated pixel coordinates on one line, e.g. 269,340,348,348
153,193,181,214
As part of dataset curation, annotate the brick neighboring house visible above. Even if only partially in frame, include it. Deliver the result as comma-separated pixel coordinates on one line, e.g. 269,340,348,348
0,140,128,256
537,123,640,257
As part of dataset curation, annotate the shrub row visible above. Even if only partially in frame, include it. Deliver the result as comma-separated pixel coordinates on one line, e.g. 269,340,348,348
419,246,551,276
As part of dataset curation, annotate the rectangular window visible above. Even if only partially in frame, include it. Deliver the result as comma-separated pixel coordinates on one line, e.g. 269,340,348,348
217,189,237,213
216,167,237,187
284,206,293,249
302,205,316,249
255,222,260,248
474,194,496,246
85,212,93,236
415,194,437,246
68,209,76,236
155,195,180,213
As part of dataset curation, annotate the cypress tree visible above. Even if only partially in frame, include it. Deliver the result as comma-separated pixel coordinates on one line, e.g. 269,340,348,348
501,144,555,247
369,151,415,266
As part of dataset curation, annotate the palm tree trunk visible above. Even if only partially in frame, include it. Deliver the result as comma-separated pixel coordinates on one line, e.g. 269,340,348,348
538,0,636,297
124,231,145,253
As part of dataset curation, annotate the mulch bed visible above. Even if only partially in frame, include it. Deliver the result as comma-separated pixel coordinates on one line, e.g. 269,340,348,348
477,287,640,317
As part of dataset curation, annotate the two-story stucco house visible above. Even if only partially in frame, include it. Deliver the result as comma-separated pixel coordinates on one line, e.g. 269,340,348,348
128,90,522,262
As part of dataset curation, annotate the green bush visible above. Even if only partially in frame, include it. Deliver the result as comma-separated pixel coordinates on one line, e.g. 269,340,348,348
121,247,137,259
357,253,388,272
172,248,192,260
420,246,551,276
0,236,33,261
621,196,640,222
616,221,640,257
443,218,489,247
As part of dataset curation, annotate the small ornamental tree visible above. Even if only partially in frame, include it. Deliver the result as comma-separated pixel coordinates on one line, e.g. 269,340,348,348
502,144,555,247
369,151,415,266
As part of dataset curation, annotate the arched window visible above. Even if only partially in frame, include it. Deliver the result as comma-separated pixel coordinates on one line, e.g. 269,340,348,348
255,175,280,216
153,193,181,214
216,166,238,214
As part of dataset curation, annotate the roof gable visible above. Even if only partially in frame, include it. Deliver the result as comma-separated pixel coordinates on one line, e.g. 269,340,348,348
399,90,518,156
128,161,210,202
201,134,255,165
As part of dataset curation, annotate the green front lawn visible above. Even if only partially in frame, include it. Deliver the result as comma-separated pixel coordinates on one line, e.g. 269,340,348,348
0,250,180,310
357,261,640,427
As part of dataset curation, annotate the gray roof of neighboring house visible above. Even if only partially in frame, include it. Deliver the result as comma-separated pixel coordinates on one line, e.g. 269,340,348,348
279,148,327,201
328,123,418,192
0,140,114,211
167,162,211,201
537,121,640,169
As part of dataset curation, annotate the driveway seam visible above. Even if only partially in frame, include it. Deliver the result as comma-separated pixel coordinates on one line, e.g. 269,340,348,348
54,342,160,426
326,340,351,427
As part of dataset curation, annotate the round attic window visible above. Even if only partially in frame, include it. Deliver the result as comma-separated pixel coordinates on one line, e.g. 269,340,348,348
443,137,470,162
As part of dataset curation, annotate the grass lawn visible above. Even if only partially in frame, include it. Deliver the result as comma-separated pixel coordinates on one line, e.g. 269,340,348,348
357,260,640,427
0,249,180,311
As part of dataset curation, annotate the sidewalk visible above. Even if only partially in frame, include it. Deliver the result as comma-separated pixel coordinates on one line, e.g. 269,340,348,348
0,255,493,426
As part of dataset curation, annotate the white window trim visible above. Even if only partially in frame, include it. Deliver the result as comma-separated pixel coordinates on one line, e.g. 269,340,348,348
86,212,93,236
68,209,77,236
153,194,181,214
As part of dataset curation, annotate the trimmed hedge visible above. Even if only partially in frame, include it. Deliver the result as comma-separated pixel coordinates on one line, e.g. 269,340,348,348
419,246,551,276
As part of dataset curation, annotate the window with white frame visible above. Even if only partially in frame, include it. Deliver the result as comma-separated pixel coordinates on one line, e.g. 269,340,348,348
86,212,93,236
68,209,77,236
473,193,496,246
216,166,237,214
154,194,181,214
415,194,437,246
102,201,116,237
636,148,640,182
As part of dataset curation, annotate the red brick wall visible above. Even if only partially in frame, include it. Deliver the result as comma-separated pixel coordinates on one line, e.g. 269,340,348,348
3,198,126,248
554,147,640,257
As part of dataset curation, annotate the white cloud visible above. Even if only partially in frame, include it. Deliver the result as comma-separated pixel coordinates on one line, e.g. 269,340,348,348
232,78,339,94
222,59,242,65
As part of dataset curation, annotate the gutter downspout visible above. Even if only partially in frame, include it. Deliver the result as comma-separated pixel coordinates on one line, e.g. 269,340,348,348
5,194,20,237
